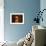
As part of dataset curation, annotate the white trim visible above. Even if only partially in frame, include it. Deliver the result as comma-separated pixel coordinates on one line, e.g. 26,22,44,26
0,8,4,42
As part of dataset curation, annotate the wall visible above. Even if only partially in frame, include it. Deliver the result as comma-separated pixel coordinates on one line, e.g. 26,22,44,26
40,0,46,45
4,0,40,42
40,0,46,27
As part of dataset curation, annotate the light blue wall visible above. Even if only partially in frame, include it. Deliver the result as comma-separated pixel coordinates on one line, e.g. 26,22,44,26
4,0,40,42
40,0,46,27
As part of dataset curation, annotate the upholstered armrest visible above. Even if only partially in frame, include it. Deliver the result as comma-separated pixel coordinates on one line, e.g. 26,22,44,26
17,37,25,46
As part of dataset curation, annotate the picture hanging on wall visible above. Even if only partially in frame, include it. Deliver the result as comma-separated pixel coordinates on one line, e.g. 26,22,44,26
10,13,24,24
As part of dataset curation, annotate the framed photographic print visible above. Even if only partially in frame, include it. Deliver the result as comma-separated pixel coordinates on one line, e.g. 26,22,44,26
10,13,24,24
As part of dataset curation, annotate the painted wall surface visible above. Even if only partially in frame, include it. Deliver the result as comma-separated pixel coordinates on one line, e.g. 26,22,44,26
40,0,46,44
40,0,46,27
4,0,40,42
